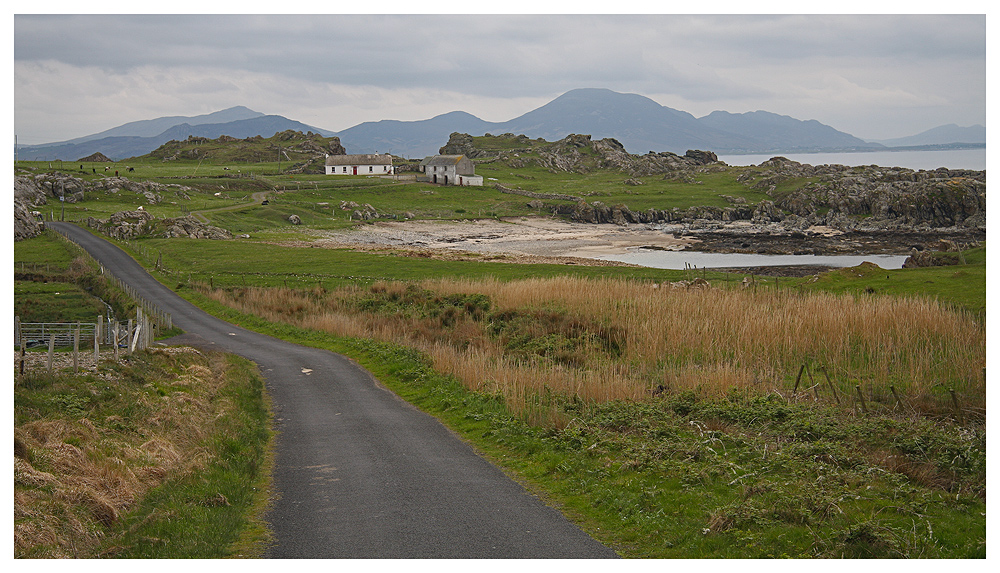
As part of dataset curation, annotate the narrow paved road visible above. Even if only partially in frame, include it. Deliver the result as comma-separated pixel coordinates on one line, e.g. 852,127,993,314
48,222,618,559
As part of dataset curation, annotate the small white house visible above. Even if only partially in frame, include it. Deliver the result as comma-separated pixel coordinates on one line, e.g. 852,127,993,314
325,154,394,176
418,155,483,186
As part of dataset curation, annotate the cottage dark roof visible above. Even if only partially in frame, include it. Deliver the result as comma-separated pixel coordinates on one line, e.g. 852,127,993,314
326,154,392,166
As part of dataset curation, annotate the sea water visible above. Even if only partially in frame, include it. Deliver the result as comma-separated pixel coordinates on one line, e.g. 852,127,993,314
718,148,986,171
597,249,909,270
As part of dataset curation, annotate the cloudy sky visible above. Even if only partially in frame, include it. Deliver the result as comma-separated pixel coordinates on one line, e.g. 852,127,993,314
12,10,987,146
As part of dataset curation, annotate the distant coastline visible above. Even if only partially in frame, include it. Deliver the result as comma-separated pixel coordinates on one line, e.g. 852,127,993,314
720,142,984,156
719,147,986,171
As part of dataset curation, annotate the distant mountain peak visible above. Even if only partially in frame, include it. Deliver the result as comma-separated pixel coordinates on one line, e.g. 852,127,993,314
221,105,258,113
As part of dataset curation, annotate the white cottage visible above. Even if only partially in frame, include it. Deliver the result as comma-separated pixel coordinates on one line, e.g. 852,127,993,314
418,155,483,186
325,154,394,175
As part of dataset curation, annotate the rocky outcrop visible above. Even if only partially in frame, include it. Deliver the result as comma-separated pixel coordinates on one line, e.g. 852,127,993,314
287,133,346,157
88,210,156,240
684,150,719,165
351,204,380,221
569,200,753,226
90,176,196,204
14,199,43,241
24,173,88,203
15,172,194,207
337,200,380,220
14,175,50,240
87,210,232,240
563,155,985,235
743,158,987,231
446,132,721,178
15,176,48,206
162,216,233,240
902,248,960,268
459,134,984,234
439,133,483,158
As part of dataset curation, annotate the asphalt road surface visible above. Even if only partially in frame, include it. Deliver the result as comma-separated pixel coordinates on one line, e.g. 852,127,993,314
48,222,618,559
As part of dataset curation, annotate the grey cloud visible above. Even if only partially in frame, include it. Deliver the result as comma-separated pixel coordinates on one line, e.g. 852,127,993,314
15,14,984,92
13,14,985,143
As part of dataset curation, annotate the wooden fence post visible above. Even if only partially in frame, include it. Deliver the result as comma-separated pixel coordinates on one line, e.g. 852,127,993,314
805,364,818,399
114,322,120,362
793,364,805,395
19,336,26,378
47,334,55,374
822,367,840,405
855,385,868,413
889,385,903,409
949,389,964,425
73,325,80,374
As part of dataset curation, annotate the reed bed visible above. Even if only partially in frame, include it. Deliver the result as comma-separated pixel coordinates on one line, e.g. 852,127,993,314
203,276,984,419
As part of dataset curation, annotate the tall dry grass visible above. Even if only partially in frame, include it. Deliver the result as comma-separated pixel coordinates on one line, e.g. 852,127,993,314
426,276,984,397
203,276,985,418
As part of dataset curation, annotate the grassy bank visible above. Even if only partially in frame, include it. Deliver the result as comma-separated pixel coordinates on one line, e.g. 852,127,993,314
14,349,273,558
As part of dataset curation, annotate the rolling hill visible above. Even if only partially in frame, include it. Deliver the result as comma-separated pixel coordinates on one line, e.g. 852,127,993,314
16,113,331,162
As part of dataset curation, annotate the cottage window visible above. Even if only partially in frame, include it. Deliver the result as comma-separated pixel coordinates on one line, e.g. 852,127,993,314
369,166,373,173
343,166,347,173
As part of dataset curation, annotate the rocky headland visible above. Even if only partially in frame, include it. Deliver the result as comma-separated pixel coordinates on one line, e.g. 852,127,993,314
450,132,985,257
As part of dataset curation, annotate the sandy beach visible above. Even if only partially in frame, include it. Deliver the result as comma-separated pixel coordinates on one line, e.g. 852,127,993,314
296,217,698,266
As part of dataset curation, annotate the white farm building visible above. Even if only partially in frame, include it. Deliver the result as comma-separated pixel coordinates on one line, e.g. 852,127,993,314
325,154,394,176
417,155,483,186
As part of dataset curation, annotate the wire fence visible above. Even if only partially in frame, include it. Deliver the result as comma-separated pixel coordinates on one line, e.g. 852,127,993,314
15,314,157,351
15,308,160,376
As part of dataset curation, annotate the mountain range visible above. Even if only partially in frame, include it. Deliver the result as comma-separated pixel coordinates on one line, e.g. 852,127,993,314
14,88,986,161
